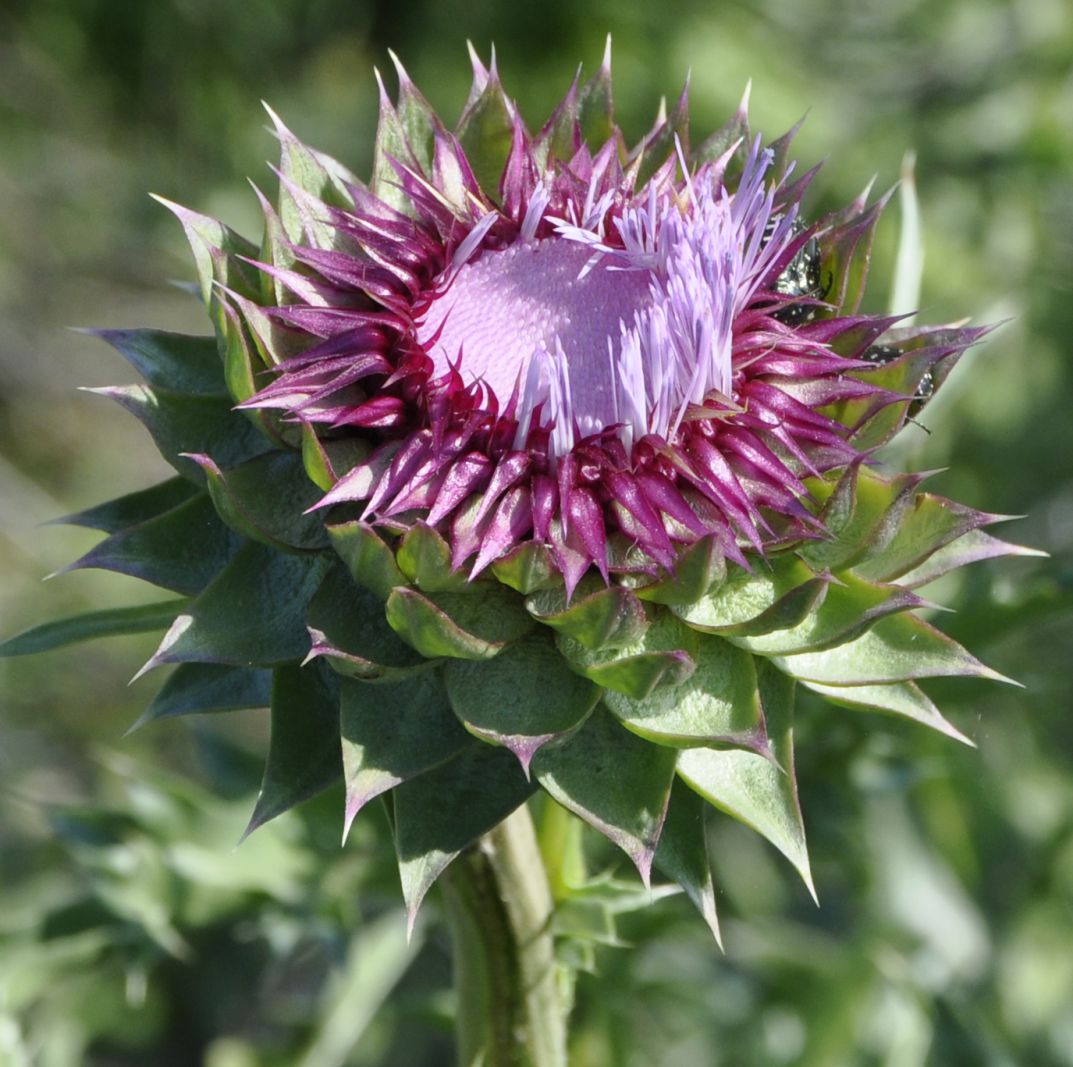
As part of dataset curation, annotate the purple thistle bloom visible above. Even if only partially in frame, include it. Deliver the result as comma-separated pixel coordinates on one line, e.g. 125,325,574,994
1,43,1034,962
231,49,967,595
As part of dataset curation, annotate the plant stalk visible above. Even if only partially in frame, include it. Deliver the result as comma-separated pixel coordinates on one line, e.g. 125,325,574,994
441,802,568,1067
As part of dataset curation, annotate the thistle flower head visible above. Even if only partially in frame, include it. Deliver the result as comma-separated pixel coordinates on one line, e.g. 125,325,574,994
232,50,932,595
2,45,1036,943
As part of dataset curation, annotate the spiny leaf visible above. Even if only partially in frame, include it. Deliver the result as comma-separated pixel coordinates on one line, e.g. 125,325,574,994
802,679,973,745
388,52,440,173
725,572,925,656
676,661,814,897
87,384,270,484
371,69,428,211
556,610,698,699
534,72,580,170
327,520,408,600
371,55,439,190
671,555,822,634
532,705,677,886
266,103,357,246
692,83,750,168
339,673,469,836
396,523,470,592
305,629,430,683
0,600,187,658
152,196,261,307
653,780,720,943
633,78,690,188
64,493,242,595
305,562,426,681
772,611,1016,686
577,37,614,148
852,493,1007,583
187,450,329,552
215,297,266,408
392,743,535,931
526,580,648,651
635,534,727,605
553,875,681,949
386,585,533,661
49,477,201,534
245,660,342,836
298,430,370,493
802,463,924,573
444,631,601,773
88,329,227,396
603,632,766,751
140,542,332,672
490,541,559,594
132,663,273,731
825,348,935,439
817,187,888,319
898,528,1047,588
582,649,695,701
455,69,515,196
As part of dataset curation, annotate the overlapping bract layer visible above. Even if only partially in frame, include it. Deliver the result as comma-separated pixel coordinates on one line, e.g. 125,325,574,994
0,49,1039,941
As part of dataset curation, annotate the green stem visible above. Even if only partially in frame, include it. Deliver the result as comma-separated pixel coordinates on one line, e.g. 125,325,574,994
536,796,586,902
441,802,569,1067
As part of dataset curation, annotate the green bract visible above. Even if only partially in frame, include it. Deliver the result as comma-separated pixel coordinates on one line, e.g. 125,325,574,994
1,51,1041,945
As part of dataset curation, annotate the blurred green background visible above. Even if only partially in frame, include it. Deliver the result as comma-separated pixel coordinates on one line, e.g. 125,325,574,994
1,1,1070,1064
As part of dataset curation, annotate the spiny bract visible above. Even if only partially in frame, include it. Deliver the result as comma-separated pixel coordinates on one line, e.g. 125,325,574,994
2,44,1039,941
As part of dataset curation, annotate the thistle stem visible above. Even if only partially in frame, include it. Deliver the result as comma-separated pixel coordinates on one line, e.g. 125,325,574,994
536,795,586,902
441,802,569,1067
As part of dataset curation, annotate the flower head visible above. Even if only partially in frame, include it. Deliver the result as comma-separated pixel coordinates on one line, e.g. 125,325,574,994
2,45,1036,942
229,49,941,596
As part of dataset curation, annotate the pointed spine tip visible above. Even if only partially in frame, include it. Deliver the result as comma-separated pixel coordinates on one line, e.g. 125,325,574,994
149,193,180,223
261,100,290,141
341,805,358,847
129,653,163,686
373,66,392,109
1013,543,1050,559
986,666,1024,688
504,739,538,780
405,906,420,944
709,920,724,950
601,34,612,74
637,857,653,891
466,40,489,88
148,192,197,224
386,48,413,91
738,80,753,119
177,451,217,475
943,719,977,748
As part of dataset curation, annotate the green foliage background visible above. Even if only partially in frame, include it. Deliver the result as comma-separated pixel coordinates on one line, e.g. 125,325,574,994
1,1,1070,1064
